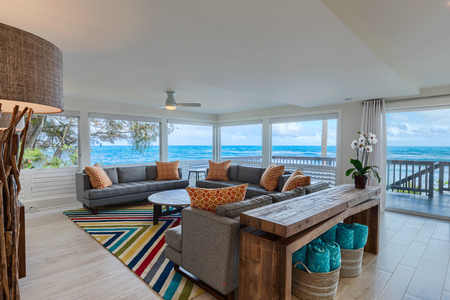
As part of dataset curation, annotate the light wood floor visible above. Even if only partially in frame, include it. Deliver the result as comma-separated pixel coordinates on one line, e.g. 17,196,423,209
19,204,450,300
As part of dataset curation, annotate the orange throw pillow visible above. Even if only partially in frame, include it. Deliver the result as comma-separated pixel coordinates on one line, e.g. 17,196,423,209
85,163,113,189
282,169,311,192
205,160,231,181
155,161,181,180
186,184,248,213
260,164,285,191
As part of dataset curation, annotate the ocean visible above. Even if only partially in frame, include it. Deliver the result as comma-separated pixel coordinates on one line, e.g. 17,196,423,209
91,145,337,165
90,145,450,166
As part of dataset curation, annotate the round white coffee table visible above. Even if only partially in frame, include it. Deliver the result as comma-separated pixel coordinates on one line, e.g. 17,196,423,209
148,189,190,225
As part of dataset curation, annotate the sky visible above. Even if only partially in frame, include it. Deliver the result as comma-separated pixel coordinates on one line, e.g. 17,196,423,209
169,121,337,146
386,108,450,146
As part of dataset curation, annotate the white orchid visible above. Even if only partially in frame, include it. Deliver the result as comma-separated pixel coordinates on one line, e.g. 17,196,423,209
368,133,378,144
346,131,381,184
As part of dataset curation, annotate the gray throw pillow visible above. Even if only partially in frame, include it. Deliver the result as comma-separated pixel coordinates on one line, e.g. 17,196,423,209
269,188,305,203
216,195,273,218
304,182,330,194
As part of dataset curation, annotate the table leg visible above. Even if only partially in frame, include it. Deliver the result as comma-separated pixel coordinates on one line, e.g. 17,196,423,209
153,204,162,225
239,229,289,300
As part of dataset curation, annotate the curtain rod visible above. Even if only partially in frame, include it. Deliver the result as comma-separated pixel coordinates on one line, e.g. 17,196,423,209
361,94,450,105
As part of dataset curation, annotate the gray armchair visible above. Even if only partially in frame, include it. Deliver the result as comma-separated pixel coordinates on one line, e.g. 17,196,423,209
166,207,241,299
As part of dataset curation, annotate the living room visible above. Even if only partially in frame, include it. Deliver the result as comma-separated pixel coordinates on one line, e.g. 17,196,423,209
1,0,450,300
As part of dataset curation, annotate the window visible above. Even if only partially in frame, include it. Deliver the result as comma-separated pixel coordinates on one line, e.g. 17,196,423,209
89,114,160,166
271,116,337,165
220,123,262,160
23,114,79,169
168,123,213,161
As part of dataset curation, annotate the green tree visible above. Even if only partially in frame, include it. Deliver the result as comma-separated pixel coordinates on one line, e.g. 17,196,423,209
90,119,174,153
23,116,169,169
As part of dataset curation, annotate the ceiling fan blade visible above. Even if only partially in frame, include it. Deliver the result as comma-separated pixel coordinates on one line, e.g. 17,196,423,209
157,106,167,109
176,103,201,107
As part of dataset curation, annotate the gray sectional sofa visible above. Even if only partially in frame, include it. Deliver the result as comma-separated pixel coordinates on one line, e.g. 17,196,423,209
76,165,188,213
196,165,292,198
165,181,330,298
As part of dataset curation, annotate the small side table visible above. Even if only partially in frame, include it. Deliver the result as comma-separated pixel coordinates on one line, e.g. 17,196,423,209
148,189,191,225
187,168,207,184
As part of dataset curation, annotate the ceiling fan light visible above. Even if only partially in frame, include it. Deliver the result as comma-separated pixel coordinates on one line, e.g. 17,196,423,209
166,104,176,110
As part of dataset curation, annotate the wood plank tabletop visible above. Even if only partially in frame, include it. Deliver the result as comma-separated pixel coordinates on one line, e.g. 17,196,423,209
240,184,381,237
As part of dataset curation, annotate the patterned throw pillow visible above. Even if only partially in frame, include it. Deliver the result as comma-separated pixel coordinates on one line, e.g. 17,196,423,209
282,169,311,192
260,163,285,191
205,160,231,181
155,161,181,180
85,163,113,189
186,184,248,213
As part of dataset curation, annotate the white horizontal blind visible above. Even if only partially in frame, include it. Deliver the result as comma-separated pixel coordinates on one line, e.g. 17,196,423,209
168,119,215,126
270,113,338,124
19,168,78,202
218,120,263,127
89,113,161,123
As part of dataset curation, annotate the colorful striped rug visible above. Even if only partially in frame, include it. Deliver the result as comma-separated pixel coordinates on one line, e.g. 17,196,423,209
63,203,205,300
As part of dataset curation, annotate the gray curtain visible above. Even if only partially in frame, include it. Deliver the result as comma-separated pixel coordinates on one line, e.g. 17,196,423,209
361,100,387,211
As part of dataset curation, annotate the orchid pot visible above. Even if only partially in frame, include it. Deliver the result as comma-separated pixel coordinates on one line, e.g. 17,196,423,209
346,131,381,189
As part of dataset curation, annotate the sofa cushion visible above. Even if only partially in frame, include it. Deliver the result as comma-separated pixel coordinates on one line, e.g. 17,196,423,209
102,167,119,184
117,166,147,183
165,246,182,266
146,165,158,180
166,225,182,252
186,184,248,213
304,182,330,194
269,187,305,203
228,165,240,181
216,195,273,218
85,180,189,200
196,180,231,189
237,166,263,185
85,164,113,189
245,183,279,198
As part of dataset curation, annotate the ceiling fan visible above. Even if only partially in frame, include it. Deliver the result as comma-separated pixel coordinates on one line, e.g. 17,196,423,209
158,91,201,110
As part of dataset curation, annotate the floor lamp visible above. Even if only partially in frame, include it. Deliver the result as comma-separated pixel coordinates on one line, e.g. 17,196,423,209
0,22,64,299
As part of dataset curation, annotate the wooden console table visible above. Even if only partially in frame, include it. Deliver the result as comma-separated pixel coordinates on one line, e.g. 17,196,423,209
238,184,381,300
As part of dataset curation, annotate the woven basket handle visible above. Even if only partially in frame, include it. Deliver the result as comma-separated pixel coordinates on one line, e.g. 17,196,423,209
294,261,312,274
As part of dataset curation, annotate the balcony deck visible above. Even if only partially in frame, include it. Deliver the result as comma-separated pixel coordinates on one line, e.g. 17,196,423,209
386,191,450,221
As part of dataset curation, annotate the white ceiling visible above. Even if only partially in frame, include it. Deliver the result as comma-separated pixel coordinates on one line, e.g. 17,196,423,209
1,0,449,114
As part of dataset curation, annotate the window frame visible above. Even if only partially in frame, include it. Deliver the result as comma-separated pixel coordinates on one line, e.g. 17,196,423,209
88,113,162,167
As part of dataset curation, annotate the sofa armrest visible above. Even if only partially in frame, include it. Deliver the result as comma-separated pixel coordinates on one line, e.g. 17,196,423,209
76,172,91,202
181,207,240,295
277,174,291,192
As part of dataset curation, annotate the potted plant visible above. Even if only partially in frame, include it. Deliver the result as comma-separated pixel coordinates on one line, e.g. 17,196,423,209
346,131,381,188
